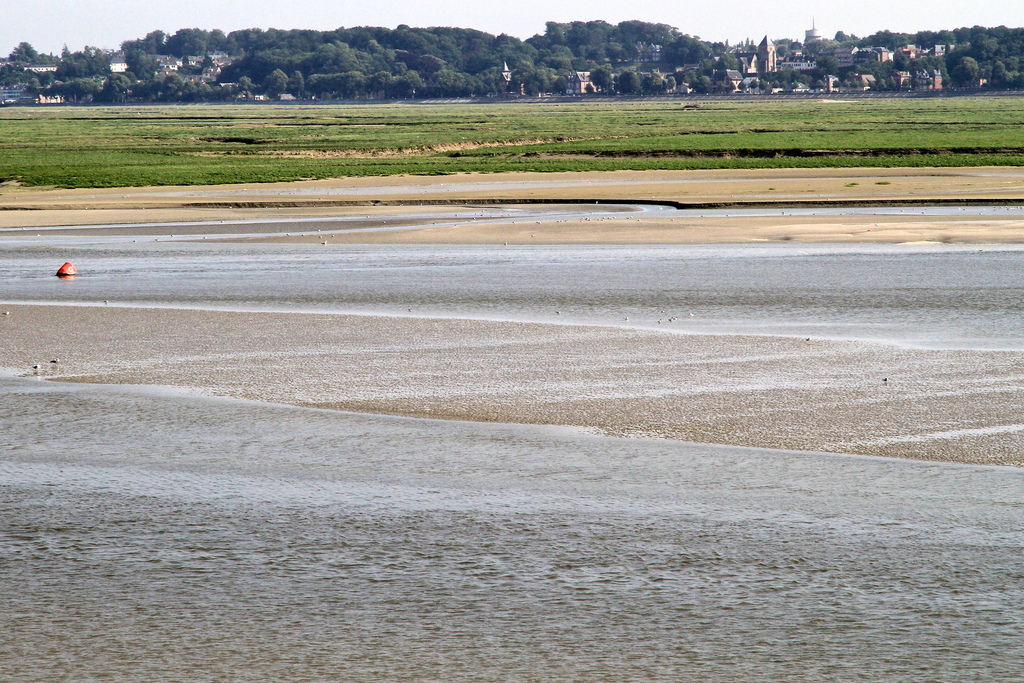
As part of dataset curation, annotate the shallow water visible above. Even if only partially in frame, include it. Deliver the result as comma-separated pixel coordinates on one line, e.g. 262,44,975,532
2,376,1023,681
0,203,648,241
4,241,1024,349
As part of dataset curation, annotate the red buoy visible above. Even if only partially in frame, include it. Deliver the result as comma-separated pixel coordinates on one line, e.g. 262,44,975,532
56,262,77,278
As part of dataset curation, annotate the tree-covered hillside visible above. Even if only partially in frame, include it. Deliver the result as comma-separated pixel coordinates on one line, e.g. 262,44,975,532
5,21,1024,102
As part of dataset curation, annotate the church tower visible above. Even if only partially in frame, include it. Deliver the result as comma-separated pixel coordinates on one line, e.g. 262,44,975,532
757,36,777,75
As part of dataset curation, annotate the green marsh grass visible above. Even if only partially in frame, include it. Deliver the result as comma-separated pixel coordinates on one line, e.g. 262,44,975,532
2,98,1024,188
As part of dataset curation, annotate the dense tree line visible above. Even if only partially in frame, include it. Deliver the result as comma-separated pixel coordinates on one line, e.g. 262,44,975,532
6,22,1024,101
209,22,708,98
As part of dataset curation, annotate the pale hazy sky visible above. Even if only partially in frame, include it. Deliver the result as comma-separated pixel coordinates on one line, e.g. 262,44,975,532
5,0,1024,56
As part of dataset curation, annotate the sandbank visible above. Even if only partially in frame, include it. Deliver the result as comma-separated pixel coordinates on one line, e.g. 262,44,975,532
3,304,1023,467
4,167,1024,244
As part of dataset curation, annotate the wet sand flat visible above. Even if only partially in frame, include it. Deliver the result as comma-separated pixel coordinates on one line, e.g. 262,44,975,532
5,167,1024,244
5,210,1024,245
4,303,1023,466
283,214,1024,245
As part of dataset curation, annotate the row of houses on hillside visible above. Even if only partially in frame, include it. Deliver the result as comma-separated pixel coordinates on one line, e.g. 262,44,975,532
564,61,943,96
4,49,235,83
830,44,945,67
0,60,58,73
106,51,233,80
728,38,946,75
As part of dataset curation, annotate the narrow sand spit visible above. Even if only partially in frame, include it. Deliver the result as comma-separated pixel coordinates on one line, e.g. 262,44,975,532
4,167,1024,243
3,304,1023,467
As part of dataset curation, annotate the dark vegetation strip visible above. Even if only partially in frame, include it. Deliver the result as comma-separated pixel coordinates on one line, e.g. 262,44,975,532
478,147,1024,158
177,197,1024,209
7,198,1024,212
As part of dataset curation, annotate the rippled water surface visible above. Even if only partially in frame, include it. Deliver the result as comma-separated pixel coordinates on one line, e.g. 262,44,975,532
3,377,1023,681
4,241,1024,349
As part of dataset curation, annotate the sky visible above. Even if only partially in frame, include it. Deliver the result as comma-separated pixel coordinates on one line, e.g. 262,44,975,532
5,0,1024,56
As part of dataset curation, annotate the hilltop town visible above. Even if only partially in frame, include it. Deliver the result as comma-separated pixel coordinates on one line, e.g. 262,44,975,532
0,21,1015,103
567,30,945,97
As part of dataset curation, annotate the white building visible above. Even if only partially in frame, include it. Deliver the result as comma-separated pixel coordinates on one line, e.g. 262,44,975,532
109,53,129,73
153,55,183,71
777,59,817,72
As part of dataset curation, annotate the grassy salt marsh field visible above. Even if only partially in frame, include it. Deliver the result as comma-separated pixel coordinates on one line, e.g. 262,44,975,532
4,97,1024,188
